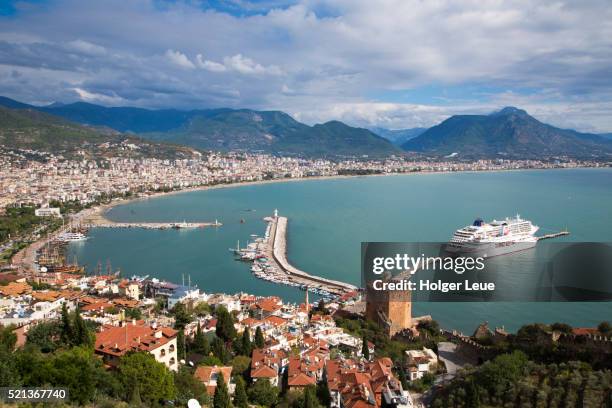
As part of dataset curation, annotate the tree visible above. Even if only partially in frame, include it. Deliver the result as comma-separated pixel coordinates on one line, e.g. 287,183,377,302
194,302,211,317
124,308,142,320
233,376,248,408
316,299,326,314
175,366,209,407
361,335,369,360
213,372,231,408
303,385,319,408
26,321,62,353
172,302,193,330
212,336,231,364
417,320,440,339
255,326,265,349
598,321,611,335
0,325,16,353
551,322,573,333
191,324,210,356
72,306,93,348
117,352,176,406
215,306,237,342
60,302,72,345
316,378,331,407
231,355,252,380
248,378,278,406
240,327,252,357
48,346,116,405
177,330,186,361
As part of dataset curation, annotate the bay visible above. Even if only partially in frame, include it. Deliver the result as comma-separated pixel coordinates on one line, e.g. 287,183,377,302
69,168,612,333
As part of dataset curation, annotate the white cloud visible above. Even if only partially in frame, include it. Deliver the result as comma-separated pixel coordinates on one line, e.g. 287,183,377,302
223,54,283,75
72,87,124,104
195,54,227,72
67,39,106,56
0,0,610,131
165,49,195,69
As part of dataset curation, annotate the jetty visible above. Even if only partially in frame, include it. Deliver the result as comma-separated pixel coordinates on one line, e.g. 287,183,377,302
235,210,358,297
270,216,357,293
86,221,222,230
537,231,570,241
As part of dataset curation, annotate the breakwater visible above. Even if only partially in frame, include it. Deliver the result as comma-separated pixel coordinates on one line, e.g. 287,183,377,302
270,216,358,293
235,212,359,297
88,221,221,230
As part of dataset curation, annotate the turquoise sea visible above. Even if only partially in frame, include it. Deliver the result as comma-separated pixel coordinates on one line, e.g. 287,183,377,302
69,168,612,333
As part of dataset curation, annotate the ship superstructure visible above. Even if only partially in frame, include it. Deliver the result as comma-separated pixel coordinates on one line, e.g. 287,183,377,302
445,215,539,257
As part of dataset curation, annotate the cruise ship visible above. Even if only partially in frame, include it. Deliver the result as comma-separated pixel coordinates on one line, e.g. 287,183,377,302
445,215,539,257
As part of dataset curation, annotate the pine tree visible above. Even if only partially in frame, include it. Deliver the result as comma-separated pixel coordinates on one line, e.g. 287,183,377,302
202,335,211,356
362,335,369,360
177,330,186,361
233,376,248,408
60,302,72,345
254,326,265,349
73,306,92,347
215,306,237,342
317,378,331,407
193,324,210,355
212,336,230,364
240,327,252,356
213,372,231,408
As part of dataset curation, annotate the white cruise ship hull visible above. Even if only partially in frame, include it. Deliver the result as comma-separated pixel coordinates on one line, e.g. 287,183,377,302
444,239,537,258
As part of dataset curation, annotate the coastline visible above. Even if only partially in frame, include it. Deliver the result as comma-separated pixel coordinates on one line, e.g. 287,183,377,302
85,166,601,224
12,165,603,272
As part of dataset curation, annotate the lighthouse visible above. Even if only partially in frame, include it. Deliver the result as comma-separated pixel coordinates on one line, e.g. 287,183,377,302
274,209,278,218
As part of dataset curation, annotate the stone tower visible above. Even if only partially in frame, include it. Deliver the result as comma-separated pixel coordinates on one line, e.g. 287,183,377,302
365,275,412,337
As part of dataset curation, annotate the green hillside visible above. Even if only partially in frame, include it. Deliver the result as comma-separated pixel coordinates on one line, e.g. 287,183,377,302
0,106,200,159
402,107,612,159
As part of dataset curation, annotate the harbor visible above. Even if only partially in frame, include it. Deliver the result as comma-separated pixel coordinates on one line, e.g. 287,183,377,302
233,210,359,298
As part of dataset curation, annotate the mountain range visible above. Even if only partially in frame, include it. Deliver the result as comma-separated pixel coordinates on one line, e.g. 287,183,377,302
0,103,200,160
402,107,612,159
0,96,611,160
0,97,398,158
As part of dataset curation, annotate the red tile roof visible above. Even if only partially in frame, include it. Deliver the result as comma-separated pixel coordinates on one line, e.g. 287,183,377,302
95,321,177,358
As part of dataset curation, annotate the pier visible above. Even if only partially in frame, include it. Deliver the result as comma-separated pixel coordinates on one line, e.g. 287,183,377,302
86,221,222,230
266,213,358,295
537,231,570,241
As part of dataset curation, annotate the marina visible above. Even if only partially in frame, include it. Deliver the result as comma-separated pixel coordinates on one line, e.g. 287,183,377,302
233,210,359,298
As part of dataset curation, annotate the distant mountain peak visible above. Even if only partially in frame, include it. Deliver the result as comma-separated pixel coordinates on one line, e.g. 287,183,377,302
492,106,528,116
403,106,612,159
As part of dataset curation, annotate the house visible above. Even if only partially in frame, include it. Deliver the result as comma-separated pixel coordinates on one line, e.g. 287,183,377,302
250,347,287,387
194,365,234,395
251,297,283,319
286,352,328,390
118,280,141,300
95,320,178,371
405,347,438,381
326,357,413,408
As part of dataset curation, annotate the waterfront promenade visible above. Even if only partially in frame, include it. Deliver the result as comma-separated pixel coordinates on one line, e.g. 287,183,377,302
268,215,358,295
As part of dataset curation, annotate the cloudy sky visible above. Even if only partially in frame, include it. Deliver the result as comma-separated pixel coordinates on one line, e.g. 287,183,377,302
1,0,611,132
